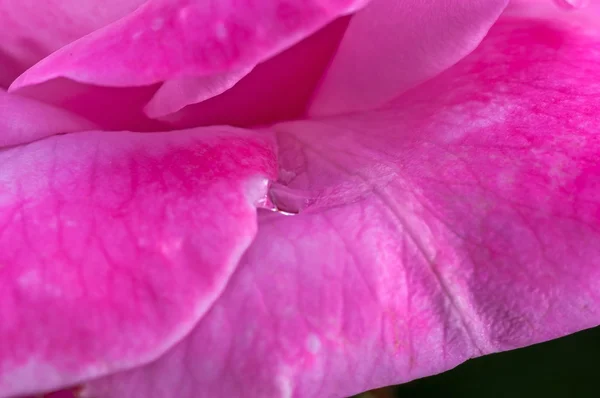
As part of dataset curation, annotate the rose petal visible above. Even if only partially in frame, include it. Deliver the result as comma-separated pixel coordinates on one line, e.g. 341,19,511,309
308,0,508,116
0,89,96,147
0,127,276,397
85,11,600,398
9,0,368,91
0,0,146,87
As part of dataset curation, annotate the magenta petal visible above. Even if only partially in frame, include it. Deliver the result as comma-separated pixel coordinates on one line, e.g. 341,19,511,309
309,0,508,116
86,12,600,398
0,0,145,87
9,0,368,91
0,89,96,147
0,128,276,397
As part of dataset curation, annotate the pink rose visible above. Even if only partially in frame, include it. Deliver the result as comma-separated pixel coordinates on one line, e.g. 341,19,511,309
1,0,599,396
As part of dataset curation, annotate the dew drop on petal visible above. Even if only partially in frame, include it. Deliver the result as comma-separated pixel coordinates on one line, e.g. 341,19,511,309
259,183,316,216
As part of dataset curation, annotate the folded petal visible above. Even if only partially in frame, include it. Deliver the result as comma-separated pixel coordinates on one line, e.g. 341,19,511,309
0,89,96,147
0,0,146,87
8,1,365,130
154,17,350,128
0,127,276,397
86,10,600,398
308,0,508,116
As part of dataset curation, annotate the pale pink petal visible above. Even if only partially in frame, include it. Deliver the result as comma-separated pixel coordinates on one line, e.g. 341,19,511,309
86,9,600,398
10,0,368,91
144,67,254,119
0,127,276,397
0,0,146,87
308,0,508,116
0,89,96,147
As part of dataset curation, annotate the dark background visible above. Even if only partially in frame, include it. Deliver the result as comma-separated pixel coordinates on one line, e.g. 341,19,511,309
362,325,600,397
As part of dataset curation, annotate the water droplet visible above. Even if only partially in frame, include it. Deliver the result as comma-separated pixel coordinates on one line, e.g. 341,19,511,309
258,183,316,215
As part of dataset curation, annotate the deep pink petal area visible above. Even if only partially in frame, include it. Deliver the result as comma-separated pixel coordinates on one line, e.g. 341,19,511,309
0,0,146,87
0,128,276,397
86,15,600,398
309,0,508,116
15,79,165,132
9,0,368,91
0,89,96,147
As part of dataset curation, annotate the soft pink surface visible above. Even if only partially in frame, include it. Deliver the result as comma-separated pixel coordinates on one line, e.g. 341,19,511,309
309,0,508,116
0,126,276,397
0,89,95,147
83,8,600,398
0,0,146,87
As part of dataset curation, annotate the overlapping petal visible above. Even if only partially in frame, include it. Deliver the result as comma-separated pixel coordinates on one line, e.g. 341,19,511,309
0,89,95,147
153,17,351,129
308,0,508,116
0,124,276,396
84,9,600,398
7,1,370,130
